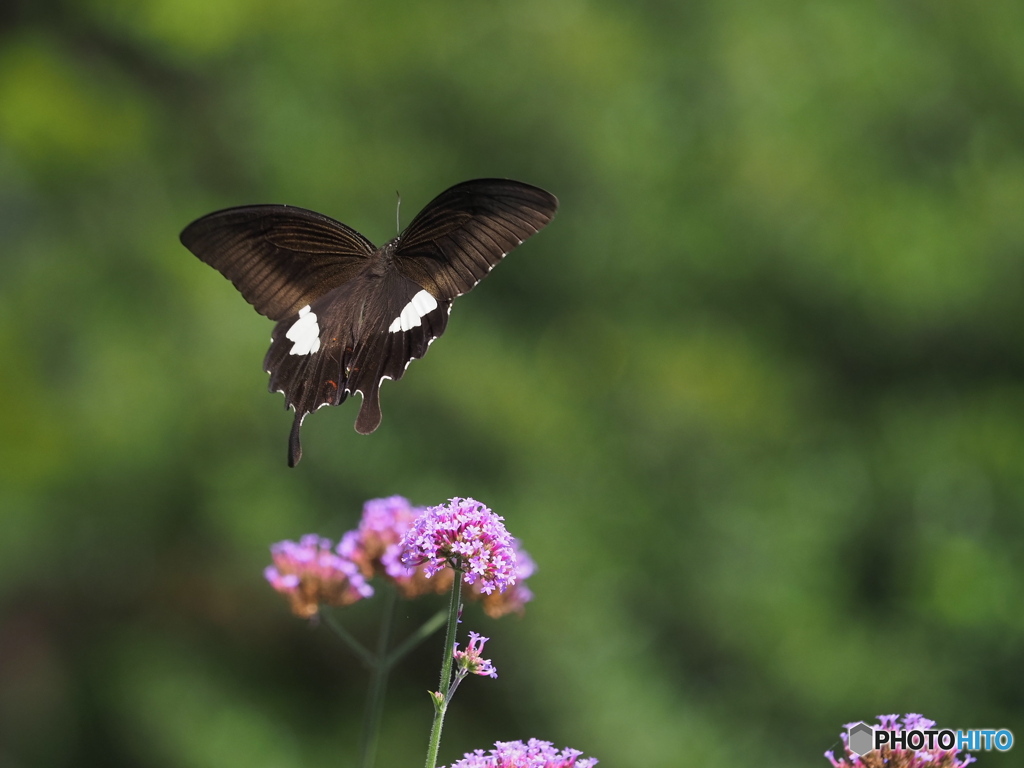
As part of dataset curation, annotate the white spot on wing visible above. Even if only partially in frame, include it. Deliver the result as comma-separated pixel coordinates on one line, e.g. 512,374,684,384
286,305,321,355
388,289,438,333
402,302,453,372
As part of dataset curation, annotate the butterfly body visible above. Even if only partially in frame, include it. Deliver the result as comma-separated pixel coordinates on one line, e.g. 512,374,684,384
180,179,557,465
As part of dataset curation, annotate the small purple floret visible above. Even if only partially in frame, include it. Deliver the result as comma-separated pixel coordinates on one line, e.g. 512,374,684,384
453,631,498,679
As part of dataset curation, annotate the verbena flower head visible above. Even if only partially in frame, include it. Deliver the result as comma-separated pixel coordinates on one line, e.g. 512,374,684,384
400,498,518,595
264,535,372,618
826,713,976,768
443,739,598,768
453,631,498,679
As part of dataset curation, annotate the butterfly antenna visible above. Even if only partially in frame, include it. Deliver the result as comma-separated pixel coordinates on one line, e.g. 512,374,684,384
395,191,402,234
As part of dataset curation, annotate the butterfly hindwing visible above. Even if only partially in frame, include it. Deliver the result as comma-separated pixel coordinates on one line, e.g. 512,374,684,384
394,179,558,300
180,205,374,320
264,272,452,465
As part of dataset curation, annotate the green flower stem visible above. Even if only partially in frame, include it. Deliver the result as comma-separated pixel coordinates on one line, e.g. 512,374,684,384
424,574,463,768
359,585,397,768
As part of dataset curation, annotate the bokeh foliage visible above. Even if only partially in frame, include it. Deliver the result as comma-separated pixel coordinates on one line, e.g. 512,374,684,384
2,0,1023,766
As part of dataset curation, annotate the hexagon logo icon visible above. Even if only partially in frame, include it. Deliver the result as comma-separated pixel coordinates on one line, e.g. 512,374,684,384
847,722,875,756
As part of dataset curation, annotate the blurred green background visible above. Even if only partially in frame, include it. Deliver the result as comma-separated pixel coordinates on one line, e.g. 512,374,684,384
2,0,1023,766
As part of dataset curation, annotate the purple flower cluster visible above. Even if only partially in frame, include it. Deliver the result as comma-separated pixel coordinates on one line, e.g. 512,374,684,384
453,632,498,679
400,498,518,595
826,714,975,768
266,496,534,618
264,534,373,618
443,739,597,768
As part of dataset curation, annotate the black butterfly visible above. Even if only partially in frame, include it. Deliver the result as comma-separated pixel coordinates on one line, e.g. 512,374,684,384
180,178,558,466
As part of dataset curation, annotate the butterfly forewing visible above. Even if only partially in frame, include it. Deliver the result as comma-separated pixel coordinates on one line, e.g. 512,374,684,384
394,179,558,300
181,179,557,465
180,205,375,320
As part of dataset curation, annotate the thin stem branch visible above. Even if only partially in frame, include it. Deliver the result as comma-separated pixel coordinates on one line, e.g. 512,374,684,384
321,610,376,669
385,609,447,669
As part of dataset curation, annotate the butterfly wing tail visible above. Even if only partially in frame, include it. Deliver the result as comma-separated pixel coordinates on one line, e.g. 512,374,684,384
355,388,383,434
288,412,304,466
